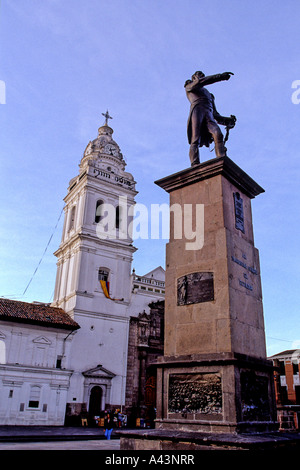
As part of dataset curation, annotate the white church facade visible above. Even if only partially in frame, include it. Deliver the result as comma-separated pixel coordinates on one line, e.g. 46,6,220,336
0,118,165,425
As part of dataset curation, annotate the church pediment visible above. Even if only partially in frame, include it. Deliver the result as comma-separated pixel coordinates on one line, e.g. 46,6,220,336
82,364,116,379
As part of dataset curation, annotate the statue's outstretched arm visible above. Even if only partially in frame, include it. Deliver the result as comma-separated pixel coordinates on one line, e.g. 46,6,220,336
185,72,233,92
199,72,233,87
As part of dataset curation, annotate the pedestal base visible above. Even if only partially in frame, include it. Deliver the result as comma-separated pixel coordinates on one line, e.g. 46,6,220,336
154,352,278,434
118,429,300,451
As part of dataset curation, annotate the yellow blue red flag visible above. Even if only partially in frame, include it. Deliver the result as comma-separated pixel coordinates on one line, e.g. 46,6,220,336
100,280,123,302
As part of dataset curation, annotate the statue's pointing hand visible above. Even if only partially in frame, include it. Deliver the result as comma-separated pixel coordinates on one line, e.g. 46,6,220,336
228,115,237,128
222,72,234,81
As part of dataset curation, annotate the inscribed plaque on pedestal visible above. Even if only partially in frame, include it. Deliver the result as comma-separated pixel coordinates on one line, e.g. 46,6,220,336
177,272,214,306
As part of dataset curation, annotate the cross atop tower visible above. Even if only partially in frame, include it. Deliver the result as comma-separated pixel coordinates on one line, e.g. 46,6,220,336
102,110,113,126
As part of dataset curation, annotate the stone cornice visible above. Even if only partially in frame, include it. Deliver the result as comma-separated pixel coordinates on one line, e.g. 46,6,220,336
155,156,264,199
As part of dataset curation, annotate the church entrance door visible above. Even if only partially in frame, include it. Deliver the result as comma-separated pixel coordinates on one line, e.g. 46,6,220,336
89,386,102,416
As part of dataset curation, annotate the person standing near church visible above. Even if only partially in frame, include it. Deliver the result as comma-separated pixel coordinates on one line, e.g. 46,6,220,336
104,413,114,440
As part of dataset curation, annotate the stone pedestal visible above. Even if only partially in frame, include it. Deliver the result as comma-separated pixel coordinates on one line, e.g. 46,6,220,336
151,156,277,434
119,157,283,450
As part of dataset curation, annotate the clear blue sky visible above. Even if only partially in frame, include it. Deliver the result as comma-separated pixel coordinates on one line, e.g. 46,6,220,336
0,0,299,356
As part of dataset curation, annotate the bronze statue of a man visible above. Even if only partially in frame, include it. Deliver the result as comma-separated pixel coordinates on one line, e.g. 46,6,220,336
184,71,236,166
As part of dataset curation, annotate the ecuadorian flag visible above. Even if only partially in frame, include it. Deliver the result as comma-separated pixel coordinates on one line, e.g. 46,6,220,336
100,280,111,299
100,280,124,301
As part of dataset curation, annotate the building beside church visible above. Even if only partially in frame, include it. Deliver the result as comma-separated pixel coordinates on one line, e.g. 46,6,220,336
0,298,79,425
0,117,165,426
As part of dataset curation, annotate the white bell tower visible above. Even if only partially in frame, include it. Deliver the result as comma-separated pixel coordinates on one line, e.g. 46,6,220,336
53,113,137,312
52,113,138,410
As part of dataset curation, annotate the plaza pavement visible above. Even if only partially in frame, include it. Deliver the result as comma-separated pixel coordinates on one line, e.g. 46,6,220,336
0,425,121,450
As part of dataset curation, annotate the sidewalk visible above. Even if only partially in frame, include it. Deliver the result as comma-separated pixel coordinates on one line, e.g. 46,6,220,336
0,425,120,442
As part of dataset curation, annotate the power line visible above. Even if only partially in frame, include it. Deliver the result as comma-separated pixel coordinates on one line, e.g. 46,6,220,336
267,336,294,343
22,208,64,296
48,290,54,303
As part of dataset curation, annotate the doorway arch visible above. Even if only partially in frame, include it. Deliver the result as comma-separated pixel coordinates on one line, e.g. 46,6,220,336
83,365,116,413
88,386,102,416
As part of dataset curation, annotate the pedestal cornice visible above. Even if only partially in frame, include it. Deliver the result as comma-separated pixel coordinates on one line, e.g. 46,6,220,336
155,156,264,199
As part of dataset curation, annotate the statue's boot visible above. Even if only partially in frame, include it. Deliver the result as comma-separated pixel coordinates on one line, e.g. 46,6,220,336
214,137,227,158
189,143,200,166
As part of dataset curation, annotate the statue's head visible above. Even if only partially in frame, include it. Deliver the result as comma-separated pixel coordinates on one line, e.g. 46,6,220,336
184,71,205,87
192,71,205,80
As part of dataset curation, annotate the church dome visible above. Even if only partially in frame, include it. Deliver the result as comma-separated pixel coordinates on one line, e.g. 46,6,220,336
80,113,126,172
91,125,124,161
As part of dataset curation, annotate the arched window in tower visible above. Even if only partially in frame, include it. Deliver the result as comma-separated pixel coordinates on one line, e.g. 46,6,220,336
95,199,104,223
115,205,121,229
68,206,76,231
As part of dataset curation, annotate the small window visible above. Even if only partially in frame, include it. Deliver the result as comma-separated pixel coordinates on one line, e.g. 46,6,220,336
56,356,62,369
9,390,13,398
28,401,39,408
98,269,109,282
29,386,41,408
42,404,48,413
279,361,286,375
20,403,25,412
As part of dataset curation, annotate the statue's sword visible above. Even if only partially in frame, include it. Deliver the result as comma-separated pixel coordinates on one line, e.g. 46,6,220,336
224,115,236,144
